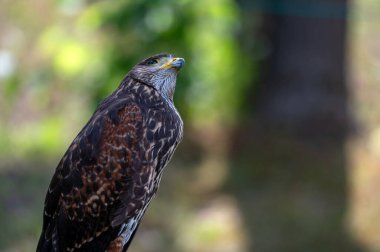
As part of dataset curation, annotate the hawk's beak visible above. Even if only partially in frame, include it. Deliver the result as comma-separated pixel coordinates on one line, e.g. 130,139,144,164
161,57,185,70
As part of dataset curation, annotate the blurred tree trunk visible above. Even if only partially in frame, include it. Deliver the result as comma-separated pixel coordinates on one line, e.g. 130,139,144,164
230,0,365,251
253,0,350,136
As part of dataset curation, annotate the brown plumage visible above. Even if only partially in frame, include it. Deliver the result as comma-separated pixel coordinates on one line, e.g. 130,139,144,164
37,53,184,252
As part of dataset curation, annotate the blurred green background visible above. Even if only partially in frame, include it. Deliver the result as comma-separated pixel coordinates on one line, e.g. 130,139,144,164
1,0,380,251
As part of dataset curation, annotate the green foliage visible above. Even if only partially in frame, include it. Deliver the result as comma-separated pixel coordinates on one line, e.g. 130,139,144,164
0,0,251,160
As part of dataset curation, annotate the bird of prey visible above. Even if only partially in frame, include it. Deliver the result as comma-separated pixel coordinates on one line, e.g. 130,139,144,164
37,53,184,252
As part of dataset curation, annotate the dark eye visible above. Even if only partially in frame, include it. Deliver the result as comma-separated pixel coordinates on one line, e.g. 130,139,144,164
146,59,158,65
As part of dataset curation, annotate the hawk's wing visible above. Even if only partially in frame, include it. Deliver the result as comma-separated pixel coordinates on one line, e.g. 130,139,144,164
37,100,155,252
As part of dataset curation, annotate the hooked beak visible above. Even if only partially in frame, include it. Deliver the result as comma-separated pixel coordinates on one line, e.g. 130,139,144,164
161,57,185,70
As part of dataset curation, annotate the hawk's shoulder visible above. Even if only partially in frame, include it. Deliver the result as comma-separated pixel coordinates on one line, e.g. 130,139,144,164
39,99,146,251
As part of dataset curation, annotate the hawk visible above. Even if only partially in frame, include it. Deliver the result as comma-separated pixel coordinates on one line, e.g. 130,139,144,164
37,53,184,252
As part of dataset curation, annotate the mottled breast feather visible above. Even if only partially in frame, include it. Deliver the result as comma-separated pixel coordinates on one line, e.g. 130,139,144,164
37,76,183,252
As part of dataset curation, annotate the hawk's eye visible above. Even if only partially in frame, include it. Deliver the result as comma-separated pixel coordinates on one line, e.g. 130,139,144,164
146,59,158,65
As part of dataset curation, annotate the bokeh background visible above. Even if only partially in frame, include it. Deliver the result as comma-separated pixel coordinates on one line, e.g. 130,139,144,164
1,0,380,251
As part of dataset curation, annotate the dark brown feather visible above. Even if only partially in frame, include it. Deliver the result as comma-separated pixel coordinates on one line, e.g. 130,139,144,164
37,75,183,252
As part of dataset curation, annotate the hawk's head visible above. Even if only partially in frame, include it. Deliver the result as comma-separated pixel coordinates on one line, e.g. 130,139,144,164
130,53,185,100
